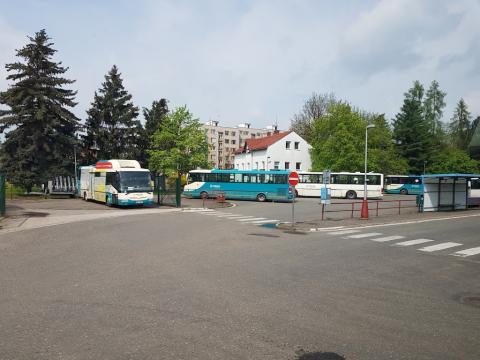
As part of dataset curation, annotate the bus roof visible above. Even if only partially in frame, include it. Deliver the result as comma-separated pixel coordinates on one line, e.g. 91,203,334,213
386,174,421,178
298,171,383,176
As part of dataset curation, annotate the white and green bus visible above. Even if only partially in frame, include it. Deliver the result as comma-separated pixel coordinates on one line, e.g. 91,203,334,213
79,159,153,206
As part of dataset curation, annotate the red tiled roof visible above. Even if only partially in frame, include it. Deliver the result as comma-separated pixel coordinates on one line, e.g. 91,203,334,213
234,131,291,154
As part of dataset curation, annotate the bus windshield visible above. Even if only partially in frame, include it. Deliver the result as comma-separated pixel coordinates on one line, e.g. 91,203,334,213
119,171,152,192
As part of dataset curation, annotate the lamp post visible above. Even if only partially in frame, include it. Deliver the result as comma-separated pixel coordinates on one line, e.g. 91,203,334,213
423,160,427,175
361,124,375,219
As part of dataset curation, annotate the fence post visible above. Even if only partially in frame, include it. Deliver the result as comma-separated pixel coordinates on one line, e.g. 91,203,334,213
0,173,5,216
376,201,379,217
398,200,401,215
176,173,181,208
351,202,354,218
321,203,325,221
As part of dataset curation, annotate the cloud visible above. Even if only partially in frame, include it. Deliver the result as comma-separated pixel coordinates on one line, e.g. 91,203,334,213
0,0,479,130
0,18,25,96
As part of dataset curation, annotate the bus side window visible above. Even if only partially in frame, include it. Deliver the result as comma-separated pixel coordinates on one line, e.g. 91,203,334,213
234,174,242,183
242,174,250,183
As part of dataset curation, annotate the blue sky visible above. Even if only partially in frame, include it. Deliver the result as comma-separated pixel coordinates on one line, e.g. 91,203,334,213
1,0,479,129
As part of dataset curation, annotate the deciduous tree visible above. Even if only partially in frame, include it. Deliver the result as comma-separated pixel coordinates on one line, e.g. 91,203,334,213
290,92,336,144
148,106,208,176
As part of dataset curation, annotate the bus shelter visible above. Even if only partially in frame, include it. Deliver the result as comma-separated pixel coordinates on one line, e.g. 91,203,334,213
421,173,480,212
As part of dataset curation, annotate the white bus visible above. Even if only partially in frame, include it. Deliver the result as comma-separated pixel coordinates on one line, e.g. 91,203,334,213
468,177,480,206
79,159,153,206
296,172,384,199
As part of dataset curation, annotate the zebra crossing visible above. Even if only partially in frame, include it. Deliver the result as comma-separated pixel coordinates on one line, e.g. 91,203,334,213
182,208,279,226
321,227,480,259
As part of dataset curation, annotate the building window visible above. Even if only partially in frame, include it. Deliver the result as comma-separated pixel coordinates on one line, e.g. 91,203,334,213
285,162,290,170
231,131,236,136
274,161,280,170
296,162,301,170
294,142,299,150
225,139,229,144
231,140,236,145
286,141,291,149
211,129,216,134
225,130,229,135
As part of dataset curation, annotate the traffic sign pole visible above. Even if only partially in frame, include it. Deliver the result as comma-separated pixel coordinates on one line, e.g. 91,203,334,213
292,185,295,229
288,171,299,230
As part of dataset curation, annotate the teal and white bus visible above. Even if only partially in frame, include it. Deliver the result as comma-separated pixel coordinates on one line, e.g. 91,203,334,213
384,175,423,195
79,159,153,206
183,169,294,202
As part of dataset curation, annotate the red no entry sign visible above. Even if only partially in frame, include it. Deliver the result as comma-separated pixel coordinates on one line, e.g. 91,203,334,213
288,171,299,186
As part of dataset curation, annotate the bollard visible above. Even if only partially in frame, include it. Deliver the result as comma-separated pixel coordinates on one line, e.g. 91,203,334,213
398,200,401,215
351,202,354,218
376,201,379,217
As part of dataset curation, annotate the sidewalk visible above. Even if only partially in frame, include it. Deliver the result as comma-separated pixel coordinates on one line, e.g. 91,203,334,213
278,208,480,232
0,199,181,235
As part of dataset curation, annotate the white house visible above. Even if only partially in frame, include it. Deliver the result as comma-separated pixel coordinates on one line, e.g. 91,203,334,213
234,131,312,171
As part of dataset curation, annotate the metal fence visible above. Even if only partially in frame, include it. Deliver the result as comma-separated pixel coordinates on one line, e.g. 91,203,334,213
154,175,181,207
320,199,420,221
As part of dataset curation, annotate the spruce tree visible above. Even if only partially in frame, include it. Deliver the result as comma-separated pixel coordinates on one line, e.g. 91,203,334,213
449,98,471,151
423,80,446,143
393,81,431,174
144,99,169,141
83,65,141,162
139,99,169,165
0,29,79,191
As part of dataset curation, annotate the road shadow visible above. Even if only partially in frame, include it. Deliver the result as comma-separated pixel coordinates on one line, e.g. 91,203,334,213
296,351,346,360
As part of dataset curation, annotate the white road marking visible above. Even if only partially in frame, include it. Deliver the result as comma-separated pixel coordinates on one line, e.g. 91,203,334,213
347,232,383,239
226,216,255,220
370,235,405,242
248,219,280,224
221,215,251,219
394,239,435,246
328,230,361,235
238,217,267,222
419,242,463,252
200,212,221,215
313,226,345,232
451,247,480,257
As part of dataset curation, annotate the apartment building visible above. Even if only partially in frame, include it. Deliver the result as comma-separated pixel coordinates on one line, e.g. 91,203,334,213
203,121,279,169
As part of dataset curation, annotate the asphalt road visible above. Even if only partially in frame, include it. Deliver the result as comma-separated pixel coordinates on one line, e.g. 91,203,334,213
0,201,479,359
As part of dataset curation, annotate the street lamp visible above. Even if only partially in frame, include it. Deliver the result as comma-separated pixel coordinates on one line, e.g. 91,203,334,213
361,124,375,220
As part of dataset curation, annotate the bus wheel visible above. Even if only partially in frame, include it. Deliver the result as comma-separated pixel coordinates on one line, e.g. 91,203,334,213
256,193,266,202
400,189,408,195
106,196,113,207
346,190,357,199
200,191,208,199
295,189,299,197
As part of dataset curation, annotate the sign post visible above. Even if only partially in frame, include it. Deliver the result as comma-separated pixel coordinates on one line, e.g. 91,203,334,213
288,171,299,229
